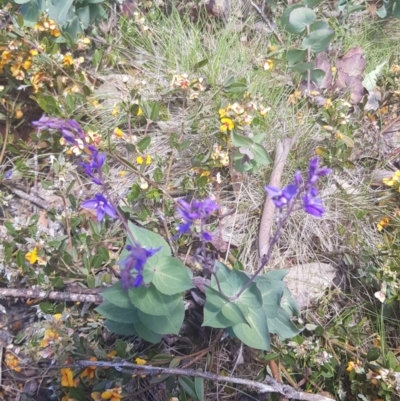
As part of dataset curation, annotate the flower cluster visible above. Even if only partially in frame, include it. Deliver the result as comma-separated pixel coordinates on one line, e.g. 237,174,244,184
218,101,270,132
33,17,61,37
265,157,331,218
175,198,219,241
119,242,161,289
0,39,38,80
171,73,208,99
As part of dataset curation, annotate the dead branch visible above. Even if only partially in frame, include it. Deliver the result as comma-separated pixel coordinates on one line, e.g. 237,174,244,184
258,137,293,260
250,0,284,46
0,288,104,304
68,360,334,401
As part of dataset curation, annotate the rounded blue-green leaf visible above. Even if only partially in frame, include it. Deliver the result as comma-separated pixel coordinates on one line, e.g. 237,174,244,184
287,7,316,34
301,29,335,53
129,284,182,316
149,256,193,295
102,282,131,309
134,321,163,343
137,301,184,334
95,300,139,324
105,319,136,336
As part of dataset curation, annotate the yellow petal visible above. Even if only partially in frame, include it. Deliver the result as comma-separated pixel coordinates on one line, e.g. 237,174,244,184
136,156,144,165
25,247,38,264
135,357,147,365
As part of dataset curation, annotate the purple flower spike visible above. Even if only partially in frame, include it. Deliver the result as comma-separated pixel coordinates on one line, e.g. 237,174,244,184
81,193,117,221
175,198,219,241
119,242,161,290
302,193,325,217
265,184,298,209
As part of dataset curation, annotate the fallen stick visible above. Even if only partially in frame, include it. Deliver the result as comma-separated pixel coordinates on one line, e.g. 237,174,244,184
0,288,104,304
68,360,334,401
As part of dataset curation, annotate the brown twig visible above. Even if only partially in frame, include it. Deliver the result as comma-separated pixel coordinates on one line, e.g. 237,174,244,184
250,1,285,46
66,360,335,401
0,288,104,304
1,184,51,211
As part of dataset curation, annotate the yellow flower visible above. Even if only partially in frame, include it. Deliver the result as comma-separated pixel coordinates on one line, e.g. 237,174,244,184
25,247,38,264
112,105,119,117
137,107,143,116
30,49,38,56
331,66,337,73
377,217,390,231
91,387,123,400
54,313,62,321
259,105,271,116
113,127,124,138
61,368,77,387
220,117,234,132
263,59,274,71
63,53,74,66
41,329,60,347
119,171,127,177
136,156,152,165
231,102,244,115
324,99,332,109
14,109,23,119
80,357,97,379
287,90,302,105
107,350,117,359
135,357,147,365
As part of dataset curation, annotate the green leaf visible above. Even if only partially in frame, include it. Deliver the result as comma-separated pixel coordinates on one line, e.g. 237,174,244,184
256,277,286,319
127,221,171,257
301,29,335,53
366,347,380,361
290,62,314,73
287,7,316,34
338,134,354,147
309,20,330,31
150,102,160,121
129,284,182,316
137,136,151,152
153,167,163,182
115,339,127,357
14,0,31,4
203,286,237,328
134,321,163,343
232,306,270,350
221,301,249,326
63,15,82,42
102,282,132,309
251,143,272,166
51,0,74,26
137,301,184,334
287,49,307,67
309,69,326,86
149,256,193,295
302,0,323,7
193,58,208,72
105,319,136,336
195,377,205,401
86,0,105,3
20,2,40,26
231,131,254,148
77,5,90,29
281,3,303,33
234,152,257,172
267,307,300,338
179,377,198,400
95,300,139,324
362,61,386,91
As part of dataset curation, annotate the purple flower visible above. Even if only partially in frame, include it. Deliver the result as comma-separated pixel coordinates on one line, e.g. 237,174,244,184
264,184,298,209
119,242,161,290
175,198,219,240
302,192,325,217
308,157,332,185
81,150,106,185
33,115,86,146
81,193,117,221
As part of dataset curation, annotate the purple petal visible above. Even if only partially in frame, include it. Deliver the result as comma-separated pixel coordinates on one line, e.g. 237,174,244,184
133,274,144,287
81,199,98,208
264,185,282,198
97,208,106,221
202,231,212,241
282,184,298,201
104,203,117,219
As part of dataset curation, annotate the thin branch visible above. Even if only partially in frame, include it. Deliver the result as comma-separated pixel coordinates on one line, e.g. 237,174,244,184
67,360,334,401
250,1,285,46
0,288,104,304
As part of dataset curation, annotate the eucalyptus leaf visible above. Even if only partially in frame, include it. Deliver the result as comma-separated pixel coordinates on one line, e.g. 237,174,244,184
203,286,237,328
251,143,272,166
